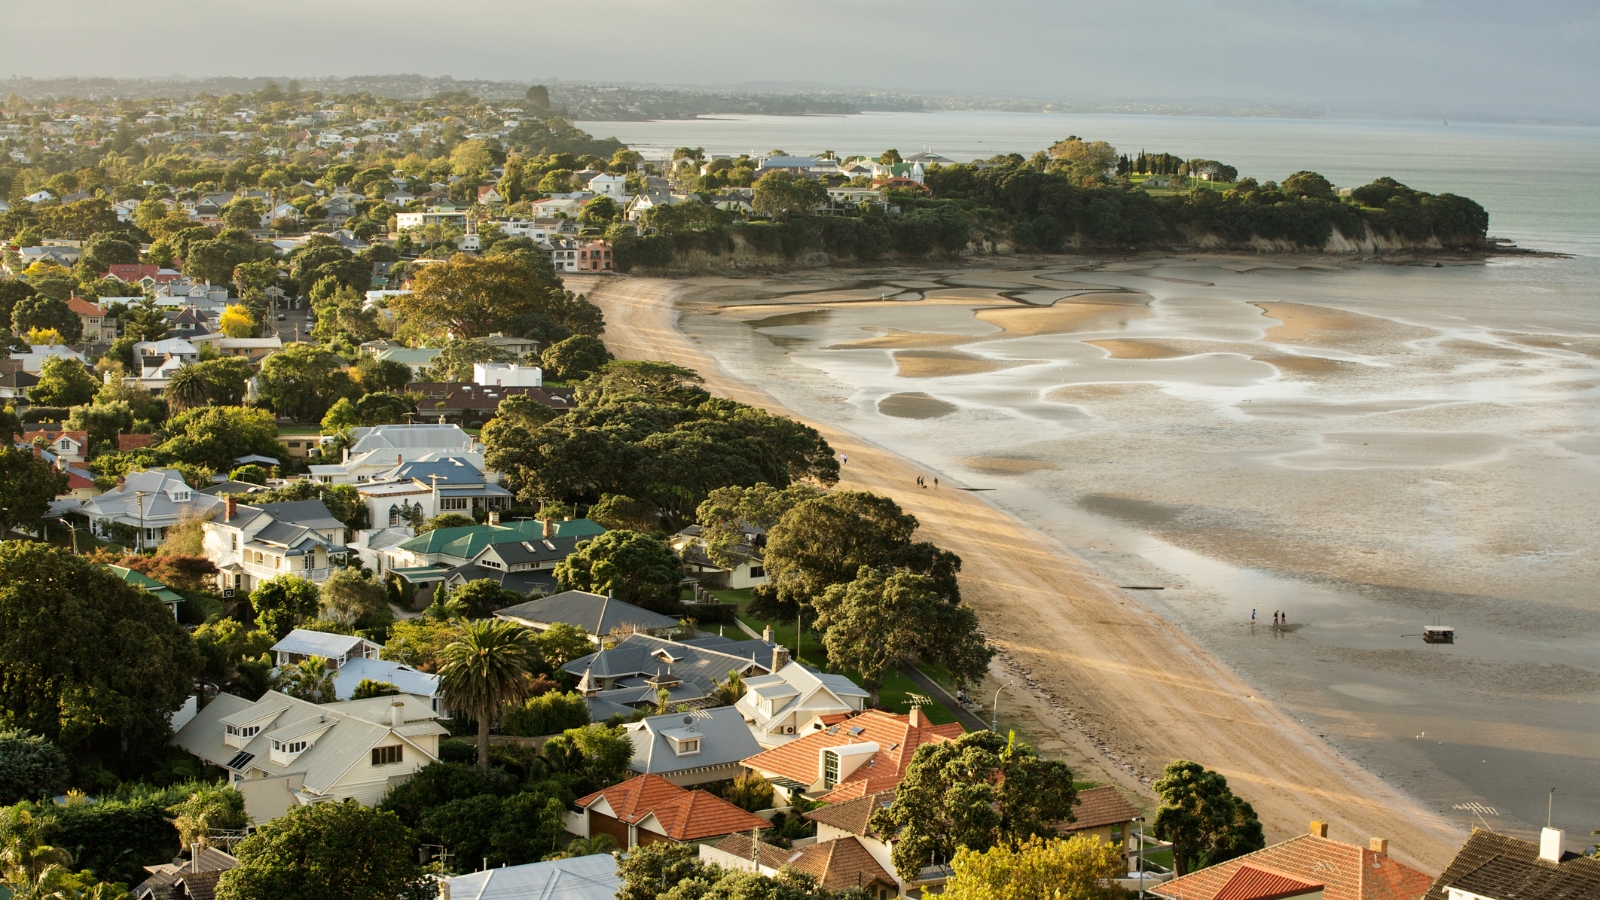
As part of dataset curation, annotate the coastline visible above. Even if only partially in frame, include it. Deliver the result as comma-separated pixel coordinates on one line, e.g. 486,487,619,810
570,272,1468,873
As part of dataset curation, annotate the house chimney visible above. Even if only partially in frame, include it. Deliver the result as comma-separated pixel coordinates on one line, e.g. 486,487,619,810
191,842,202,872
225,495,237,521
762,625,773,643
1539,827,1564,863
487,511,500,525
1310,821,1328,838
396,453,402,467
1369,837,1388,855
542,518,554,539
389,699,405,727
772,645,790,672
908,706,925,728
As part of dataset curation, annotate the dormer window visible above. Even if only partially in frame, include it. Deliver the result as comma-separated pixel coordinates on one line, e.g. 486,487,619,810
226,724,262,739
675,738,699,756
273,739,307,754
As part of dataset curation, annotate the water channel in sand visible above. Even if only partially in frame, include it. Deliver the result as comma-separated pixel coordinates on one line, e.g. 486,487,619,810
675,256,1600,841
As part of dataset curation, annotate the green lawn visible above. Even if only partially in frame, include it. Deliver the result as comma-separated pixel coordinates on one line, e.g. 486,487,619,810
710,587,958,725
277,423,322,435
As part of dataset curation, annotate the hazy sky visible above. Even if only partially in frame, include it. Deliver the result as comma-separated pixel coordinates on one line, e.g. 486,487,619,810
7,1,1599,119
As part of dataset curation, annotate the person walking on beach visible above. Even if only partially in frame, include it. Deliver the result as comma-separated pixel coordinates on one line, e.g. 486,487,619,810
1252,608,1256,624
841,454,847,465
933,477,939,489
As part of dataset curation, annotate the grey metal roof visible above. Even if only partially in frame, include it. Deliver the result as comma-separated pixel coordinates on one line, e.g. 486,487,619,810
333,657,438,700
627,706,763,776
497,591,679,637
270,629,379,660
348,423,469,453
562,633,777,697
442,853,619,900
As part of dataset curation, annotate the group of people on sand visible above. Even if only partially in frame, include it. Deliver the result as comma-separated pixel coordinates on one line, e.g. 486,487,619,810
1252,609,1290,626
917,475,938,489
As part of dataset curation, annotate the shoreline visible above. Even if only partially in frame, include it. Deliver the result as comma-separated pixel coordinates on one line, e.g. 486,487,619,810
570,272,1468,873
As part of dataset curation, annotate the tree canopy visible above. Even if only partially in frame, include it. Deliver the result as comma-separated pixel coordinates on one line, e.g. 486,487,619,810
553,530,685,614
215,800,431,900
1151,760,1265,876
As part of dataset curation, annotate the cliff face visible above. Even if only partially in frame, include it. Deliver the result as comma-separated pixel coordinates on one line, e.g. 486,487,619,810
1187,224,1451,254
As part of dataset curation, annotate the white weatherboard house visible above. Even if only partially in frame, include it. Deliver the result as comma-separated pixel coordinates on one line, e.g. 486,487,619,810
736,661,869,748
269,628,443,714
472,361,542,387
172,692,446,823
82,469,221,549
308,423,483,485
203,497,348,591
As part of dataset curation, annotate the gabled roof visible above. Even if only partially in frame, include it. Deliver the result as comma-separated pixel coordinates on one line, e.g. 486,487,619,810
270,628,380,661
1064,785,1141,831
626,707,764,775
1426,830,1600,900
804,789,896,837
742,709,965,803
575,773,686,822
400,518,604,559
497,590,680,637
1154,832,1434,900
713,833,895,891
577,774,767,842
562,632,777,695
67,297,105,316
1212,864,1326,900
102,564,184,606
333,657,438,700
224,500,344,537
441,853,619,900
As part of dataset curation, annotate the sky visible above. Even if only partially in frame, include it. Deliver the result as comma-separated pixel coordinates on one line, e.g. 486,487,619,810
6,0,1599,120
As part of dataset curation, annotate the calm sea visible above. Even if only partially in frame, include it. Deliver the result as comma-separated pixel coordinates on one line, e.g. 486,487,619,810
579,111,1600,256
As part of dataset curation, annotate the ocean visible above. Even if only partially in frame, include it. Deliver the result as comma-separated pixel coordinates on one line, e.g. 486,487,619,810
586,112,1600,844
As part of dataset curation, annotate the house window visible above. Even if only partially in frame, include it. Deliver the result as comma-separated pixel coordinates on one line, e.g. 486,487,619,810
371,745,403,766
440,498,468,511
749,566,765,578
823,750,839,789
231,534,238,550
389,506,400,526
676,739,699,756
227,724,262,739
275,740,307,754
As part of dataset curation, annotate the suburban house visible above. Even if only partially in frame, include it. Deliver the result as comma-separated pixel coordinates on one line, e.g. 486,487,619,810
704,832,898,899
308,423,481,485
187,333,282,361
132,846,238,900
473,361,542,387
12,344,87,374
623,707,764,787
440,854,619,900
82,468,221,549
270,628,381,668
333,658,441,712
202,496,349,592
134,338,200,378
0,370,38,402
68,297,117,342
171,691,447,823
672,523,768,590
571,773,769,850
400,382,573,420
22,429,89,464
1061,785,1143,863
102,564,185,619
797,789,949,898
736,661,869,749
1153,822,1435,900
478,332,541,359
1425,827,1600,900
364,457,512,521
565,632,784,721
383,516,603,578
371,346,443,379
496,590,681,643
741,708,964,804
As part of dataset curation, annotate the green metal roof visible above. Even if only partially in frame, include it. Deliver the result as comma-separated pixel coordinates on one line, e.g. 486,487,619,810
102,564,184,606
397,518,607,557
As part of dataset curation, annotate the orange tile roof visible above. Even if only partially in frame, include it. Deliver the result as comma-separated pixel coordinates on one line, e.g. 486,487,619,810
804,789,897,837
1212,864,1325,900
1154,833,1434,900
118,433,157,451
574,773,686,823
1064,785,1142,831
576,773,767,842
712,834,896,892
641,790,769,842
742,709,964,804
68,297,105,316
713,833,795,870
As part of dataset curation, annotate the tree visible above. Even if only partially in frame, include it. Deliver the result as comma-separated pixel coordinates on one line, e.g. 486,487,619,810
587,494,659,533
1151,760,1265,876
351,680,401,700
0,447,69,534
724,770,775,813
424,337,509,382
356,357,414,394
554,530,684,614
319,568,388,629
0,730,70,806
66,400,133,449
616,843,707,900
533,622,594,669
392,253,567,339
812,566,991,703
215,800,431,900
250,574,322,640
159,406,284,472
756,491,931,619
275,657,337,703
695,482,821,569
30,356,99,407
540,724,633,796
752,170,827,219
168,784,248,850
1282,170,1336,201
943,834,1125,900
438,619,540,768
381,618,459,672
871,731,1079,883
445,579,522,620
11,295,83,345
501,691,590,737
255,343,356,422
416,512,475,534
540,334,611,382
0,544,200,750
218,304,255,338
163,357,252,412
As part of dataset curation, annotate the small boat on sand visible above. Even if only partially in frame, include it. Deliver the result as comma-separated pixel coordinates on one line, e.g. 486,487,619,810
1422,625,1455,644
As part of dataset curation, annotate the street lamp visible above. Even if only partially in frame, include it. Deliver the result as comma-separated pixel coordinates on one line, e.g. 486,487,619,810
991,681,1014,732
133,490,151,553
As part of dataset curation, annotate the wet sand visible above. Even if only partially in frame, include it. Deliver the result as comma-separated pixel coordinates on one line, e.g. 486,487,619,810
569,271,1470,871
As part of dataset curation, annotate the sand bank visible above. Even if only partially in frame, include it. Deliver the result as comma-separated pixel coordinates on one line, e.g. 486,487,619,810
570,274,1466,871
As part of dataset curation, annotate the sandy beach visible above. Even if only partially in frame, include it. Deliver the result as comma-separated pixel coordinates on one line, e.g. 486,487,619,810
569,272,1469,872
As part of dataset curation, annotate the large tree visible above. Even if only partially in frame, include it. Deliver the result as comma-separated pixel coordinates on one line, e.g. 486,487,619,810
0,543,201,751
870,730,1079,883
438,619,539,769
0,447,69,534
695,482,822,569
159,405,285,472
318,568,388,629
553,530,684,614
10,296,82,344
391,253,570,339
249,574,322,640
811,566,992,702
29,356,99,407
752,170,827,219
255,343,357,422
539,334,611,382
1151,760,1265,876
0,730,70,806
215,800,431,900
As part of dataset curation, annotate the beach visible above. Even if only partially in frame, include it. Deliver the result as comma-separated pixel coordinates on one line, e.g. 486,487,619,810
570,269,1478,872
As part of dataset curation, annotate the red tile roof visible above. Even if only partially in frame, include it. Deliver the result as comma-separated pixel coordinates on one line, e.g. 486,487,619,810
1212,864,1325,900
712,834,896,892
1154,833,1434,900
118,433,157,451
1064,785,1142,831
68,297,105,316
742,708,964,803
575,773,767,842
105,264,159,282
804,789,896,837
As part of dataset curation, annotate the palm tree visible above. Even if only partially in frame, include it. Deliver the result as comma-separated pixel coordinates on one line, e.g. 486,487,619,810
163,364,209,413
715,670,745,706
0,806,75,897
438,619,539,768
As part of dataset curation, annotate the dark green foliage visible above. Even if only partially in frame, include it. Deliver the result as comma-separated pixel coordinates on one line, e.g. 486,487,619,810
1152,760,1266,876
416,785,568,870
378,761,520,828
0,446,70,532
216,800,431,900
445,578,523,619
540,334,612,382
554,530,685,614
501,690,592,737
351,679,401,699
0,544,201,754
1,788,190,886
0,729,70,805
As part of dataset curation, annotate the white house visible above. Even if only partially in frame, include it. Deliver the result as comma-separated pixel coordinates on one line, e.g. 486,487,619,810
736,662,869,748
441,855,619,900
307,423,482,485
82,469,221,550
472,362,542,387
587,173,630,201
671,523,768,590
203,496,349,592
11,344,87,374
269,628,444,714
270,628,382,668
171,691,447,823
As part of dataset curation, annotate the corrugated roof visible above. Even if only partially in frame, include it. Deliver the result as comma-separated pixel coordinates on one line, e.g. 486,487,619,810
1154,833,1434,900
627,707,763,776
498,590,680,636
442,854,619,900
